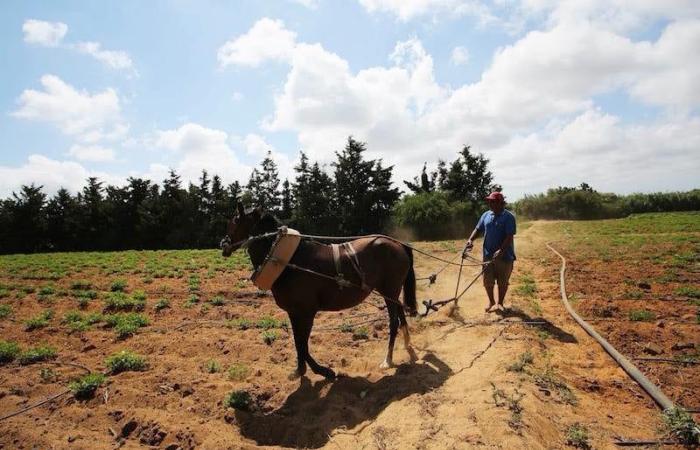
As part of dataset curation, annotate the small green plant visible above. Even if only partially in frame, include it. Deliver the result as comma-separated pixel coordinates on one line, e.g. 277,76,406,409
228,363,249,381
110,279,128,292
75,290,98,299
262,330,277,345
256,316,285,329
204,359,221,373
534,364,578,406
514,273,537,297
209,296,225,306
565,423,591,448
105,350,147,374
662,407,700,445
183,294,199,308
0,304,12,319
507,351,534,373
0,288,9,299
490,383,525,431
24,309,54,331
63,311,92,332
39,367,56,383
38,285,56,297
352,326,369,340
18,345,57,365
0,340,21,364
629,309,655,321
104,313,149,339
154,298,170,311
676,286,700,299
340,322,354,333
226,318,252,330
104,291,145,312
69,373,106,400
225,390,252,410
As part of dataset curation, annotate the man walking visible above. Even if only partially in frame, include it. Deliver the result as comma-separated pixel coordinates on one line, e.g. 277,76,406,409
463,192,516,312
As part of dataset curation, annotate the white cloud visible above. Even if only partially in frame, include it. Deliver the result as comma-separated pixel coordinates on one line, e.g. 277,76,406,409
74,41,136,73
232,91,244,102
12,74,125,140
357,0,499,24
289,0,320,8
22,19,67,47
0,154,121,197
67,145,115,162
241,133,295,181
217,18,297,68
155,123,252,184
450,46,469,65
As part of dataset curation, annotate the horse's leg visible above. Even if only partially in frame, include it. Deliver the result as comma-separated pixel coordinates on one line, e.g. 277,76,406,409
398,308,418,362
288,313,308,379
294,312,336,379
380,303,400,369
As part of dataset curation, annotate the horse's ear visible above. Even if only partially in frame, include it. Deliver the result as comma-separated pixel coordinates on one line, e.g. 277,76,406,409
237,203,245,216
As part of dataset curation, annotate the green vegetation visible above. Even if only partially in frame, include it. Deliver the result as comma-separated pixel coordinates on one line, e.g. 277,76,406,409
0,340,21,364
676,286,700,299
104,313,149,339
204,359,221,373
565,423,591,449
209,295,225,306
225,390,252,410
514,273,537,297
105,350,147,374
227,318,252,330
228,363,249,381
352,326,370,340
662,407,700,445
507,351,534,373
71,280,92,290
104,291,146,312
256,316,287,330
629,309,655,322
110,279,128,292
0,304,12,319
490,383,525,431
154,298,170,311
261,330,278,345
24,309,53,331
69,373,106,399
18,345,57,365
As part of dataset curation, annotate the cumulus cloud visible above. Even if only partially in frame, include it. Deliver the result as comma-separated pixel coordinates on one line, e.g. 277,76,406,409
67,145,115,162
22,19,67,46
217,18,297,68
12,74,125,141
241,133,296,181
450,46,469,65
155,123,252,184
231,12,700,197
0,155,121,197
22,18,136,73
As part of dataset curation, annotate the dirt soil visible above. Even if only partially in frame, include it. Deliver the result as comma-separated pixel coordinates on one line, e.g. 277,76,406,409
0,222,687,449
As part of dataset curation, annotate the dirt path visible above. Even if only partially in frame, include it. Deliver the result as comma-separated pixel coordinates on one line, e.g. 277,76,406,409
319,222,667,450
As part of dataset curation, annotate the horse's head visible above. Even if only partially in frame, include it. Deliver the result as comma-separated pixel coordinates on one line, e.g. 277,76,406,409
220,204,263,257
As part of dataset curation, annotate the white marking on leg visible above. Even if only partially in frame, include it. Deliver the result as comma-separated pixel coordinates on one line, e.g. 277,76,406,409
402,324,418,362
380,349,393,369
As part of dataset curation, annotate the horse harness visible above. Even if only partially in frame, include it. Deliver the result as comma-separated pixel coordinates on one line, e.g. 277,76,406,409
330,242,371,292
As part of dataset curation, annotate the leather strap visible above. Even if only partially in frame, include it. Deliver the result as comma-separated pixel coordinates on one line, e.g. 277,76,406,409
331,243,342,276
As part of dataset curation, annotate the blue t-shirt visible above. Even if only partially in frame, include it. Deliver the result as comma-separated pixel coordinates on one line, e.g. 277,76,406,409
476,209,516,261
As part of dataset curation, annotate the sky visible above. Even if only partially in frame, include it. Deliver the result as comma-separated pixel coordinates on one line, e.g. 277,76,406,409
1,0,699,200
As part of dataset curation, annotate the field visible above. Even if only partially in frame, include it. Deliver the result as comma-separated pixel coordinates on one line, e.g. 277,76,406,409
541,212,699,408
0,212,698,449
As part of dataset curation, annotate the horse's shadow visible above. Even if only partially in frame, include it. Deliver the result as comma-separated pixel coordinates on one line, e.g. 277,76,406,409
233,353,451,448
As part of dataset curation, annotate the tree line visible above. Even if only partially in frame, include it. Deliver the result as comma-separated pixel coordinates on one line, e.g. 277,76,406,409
0,137,495,254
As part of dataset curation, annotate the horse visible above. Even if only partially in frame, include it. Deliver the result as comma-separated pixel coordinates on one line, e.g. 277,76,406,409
221,204,418,380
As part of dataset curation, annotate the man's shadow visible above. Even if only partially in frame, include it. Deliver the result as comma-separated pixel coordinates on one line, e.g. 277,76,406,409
496,306,578,343
233,353,451,448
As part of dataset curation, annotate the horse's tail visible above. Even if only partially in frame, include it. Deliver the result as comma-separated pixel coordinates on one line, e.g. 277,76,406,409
402,245,417,316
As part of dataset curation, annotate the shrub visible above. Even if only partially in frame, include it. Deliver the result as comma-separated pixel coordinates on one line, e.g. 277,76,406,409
69,373,106,400
209,296,225,306
662,407,700,445
227,318,252,330
110,279,128,292
261,330,277,345
507,351,534,373
18,345,57,365
256,316,286,330
339,322,354,333
228,363,249,381
676,286,700,299
71,280,92,290
352,326,369,340
0,340,21,364
24,310,54,331
629,309,655,321
0,304,12,319
38,285,56,296
184,294,199,308
105,350,147,374
225,390,252,410
204,359,221,373
154,299,170,311
392,191,476,240
565,423,591,449
104,292,145,312
104,313,149,339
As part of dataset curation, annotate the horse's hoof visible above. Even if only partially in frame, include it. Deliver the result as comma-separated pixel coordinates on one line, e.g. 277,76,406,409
320,368,336,380
379,360,393,369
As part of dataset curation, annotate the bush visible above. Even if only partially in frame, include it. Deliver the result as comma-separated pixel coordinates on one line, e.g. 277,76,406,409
225,390,252,410
104,313,149,339
228,363,249,381
565,423,591,448
629,309,655,322
69,373,106,399
204,359,221,373
18,345,57,365
104,292,145,312
662,407,700,445
261,330,277,345
0,340,21,364
154,299,170,311
24,310,53,331
110,279,128,292
392,191,477,240
0,304,12,319
105,350,147,374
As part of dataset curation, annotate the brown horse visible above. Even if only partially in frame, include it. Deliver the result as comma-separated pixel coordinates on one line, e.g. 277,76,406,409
221,205,418,379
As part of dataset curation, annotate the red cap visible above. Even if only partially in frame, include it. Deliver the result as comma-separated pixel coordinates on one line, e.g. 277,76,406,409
485,192,505,202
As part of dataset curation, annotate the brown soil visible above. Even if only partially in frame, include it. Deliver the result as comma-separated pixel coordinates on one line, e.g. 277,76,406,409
0,223,687,449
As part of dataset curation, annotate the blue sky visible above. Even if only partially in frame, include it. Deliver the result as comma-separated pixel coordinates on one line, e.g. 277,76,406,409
2,0,699,199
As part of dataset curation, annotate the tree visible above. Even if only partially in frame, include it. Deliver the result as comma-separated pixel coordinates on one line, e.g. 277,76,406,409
280,179,293,221
247,152,281,212
292,153,337,234
3,184,48,253
437,145,494,207
45,188,79,251
404,163,437,194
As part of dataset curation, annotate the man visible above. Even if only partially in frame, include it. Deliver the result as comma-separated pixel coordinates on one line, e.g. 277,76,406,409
463,192,516,312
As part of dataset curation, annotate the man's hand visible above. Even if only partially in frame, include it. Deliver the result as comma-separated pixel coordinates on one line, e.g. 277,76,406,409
462,240,474,258
493,249,502,259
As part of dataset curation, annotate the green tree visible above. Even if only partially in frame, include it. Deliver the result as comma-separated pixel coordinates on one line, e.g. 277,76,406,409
247,152,281,212
404,163,437,194
292,153,337,233
438,146,494,206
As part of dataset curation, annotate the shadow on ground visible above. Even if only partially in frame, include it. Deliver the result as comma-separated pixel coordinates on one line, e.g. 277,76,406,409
233,352,451,448
496,307,578,343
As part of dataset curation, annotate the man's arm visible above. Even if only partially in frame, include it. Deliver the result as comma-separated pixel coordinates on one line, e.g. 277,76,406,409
463,217,484,256
492,234,513,259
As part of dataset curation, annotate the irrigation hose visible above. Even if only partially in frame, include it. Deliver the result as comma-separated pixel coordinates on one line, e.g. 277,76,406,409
546,243,675,411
